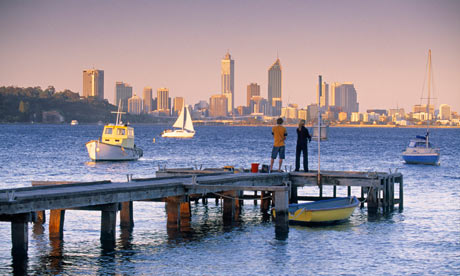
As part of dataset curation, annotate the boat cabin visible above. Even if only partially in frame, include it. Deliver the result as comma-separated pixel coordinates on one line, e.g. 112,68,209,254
101,125,135,148
408,139,432,148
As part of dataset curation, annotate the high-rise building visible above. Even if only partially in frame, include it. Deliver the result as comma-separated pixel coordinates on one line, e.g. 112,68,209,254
142,87,153,113
317,81,329,109
247,83,260,107
249,96,268,115
83,69,104,100
439,104,451,120
115,82,132,112
268,58,282,116
157,88,170,115
330,82,359,116
209,94,228,117
128,94,143,115
221,51,235,114
173,97,184,115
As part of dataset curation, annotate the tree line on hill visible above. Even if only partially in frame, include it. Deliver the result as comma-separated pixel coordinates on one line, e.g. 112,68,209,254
0,86,166,124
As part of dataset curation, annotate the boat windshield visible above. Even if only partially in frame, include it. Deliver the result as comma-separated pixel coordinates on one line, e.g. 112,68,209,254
117,128,126,135
105,127,113,134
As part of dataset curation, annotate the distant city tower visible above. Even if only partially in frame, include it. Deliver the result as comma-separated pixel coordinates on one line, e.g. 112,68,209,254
268,58,282,116
221,51,235,114
83,69,104,100
115,82,132,112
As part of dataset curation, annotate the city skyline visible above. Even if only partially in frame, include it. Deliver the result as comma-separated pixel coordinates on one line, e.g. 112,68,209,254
1,1,459,113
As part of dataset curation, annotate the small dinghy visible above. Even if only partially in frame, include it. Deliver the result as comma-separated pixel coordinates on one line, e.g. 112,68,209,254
273,196,359,224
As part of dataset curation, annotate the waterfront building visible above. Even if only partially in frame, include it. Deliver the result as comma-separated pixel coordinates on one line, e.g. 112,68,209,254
439,104,451,120
142,87,153,113
173,97,184,116
351,112,362,123
128,94,143,115
157,88,170,115
221,51,235,114
83,69,104,100
317,81,329,109
115,82,132,112
307,104,318,122
413,104,434,115
268,58,282,116
247,83,260,107
298,109,307,121
250,96,268,115
209,94,228,117
281,104,298,120
330,82,359,116
338,112,348,122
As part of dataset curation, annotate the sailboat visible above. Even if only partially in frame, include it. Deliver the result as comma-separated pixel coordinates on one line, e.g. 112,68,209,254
402,49,440,165
161,104,195,138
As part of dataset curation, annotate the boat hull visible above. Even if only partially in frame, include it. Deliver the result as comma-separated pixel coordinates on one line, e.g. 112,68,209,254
86,140,143,161
402,153,439,165
273,197,359,224
161,129,195,138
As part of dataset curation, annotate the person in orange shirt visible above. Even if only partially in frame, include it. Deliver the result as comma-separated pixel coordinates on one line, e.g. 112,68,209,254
270,117,287,172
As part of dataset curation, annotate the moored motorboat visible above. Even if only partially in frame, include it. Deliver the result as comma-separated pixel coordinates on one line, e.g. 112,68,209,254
70,120,79,126
402,50,440,165
86,107,143,161
273,196,359,224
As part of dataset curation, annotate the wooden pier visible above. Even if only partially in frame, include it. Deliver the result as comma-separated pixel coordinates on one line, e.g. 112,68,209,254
0,169,402,264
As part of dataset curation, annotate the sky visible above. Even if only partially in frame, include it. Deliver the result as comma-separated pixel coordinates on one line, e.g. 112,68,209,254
1,0,459,113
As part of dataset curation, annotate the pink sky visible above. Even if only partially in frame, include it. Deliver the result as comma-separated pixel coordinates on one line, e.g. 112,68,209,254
1,0,459,113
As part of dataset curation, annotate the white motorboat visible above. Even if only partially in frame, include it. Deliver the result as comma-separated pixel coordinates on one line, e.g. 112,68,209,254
161,104,195,138
86,107,143,161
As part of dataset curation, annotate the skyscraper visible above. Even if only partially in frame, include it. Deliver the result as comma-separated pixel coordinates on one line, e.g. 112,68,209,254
247,83,260,107
143,87,153,113
128,94,143,115
209,94,228,117
115,82,132,112
173,97,184,116
330,82,359,115
83,69,104,100
439,104,451,120
221,51,234,114
268,58,282,116
317,81,329,109
157,87,170,115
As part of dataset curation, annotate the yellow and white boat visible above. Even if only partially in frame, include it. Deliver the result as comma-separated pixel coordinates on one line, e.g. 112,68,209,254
86,109,143,161
273,196,359,224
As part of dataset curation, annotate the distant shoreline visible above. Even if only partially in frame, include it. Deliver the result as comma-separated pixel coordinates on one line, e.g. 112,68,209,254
1,122,459,129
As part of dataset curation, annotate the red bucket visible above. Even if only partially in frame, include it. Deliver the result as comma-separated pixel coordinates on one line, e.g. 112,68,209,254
251,163,259,173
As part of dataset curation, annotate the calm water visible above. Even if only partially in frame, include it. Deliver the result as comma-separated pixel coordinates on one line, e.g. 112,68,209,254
0,124,459,275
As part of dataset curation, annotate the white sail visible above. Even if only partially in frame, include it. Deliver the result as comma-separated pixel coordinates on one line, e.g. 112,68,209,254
184,106,195,132
172,106,185,129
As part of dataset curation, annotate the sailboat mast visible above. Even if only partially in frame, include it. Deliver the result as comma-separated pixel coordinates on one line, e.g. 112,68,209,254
182,105,186,130
317,75,321,186
426,49,432,147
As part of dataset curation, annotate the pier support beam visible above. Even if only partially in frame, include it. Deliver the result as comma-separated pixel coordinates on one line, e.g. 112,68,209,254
180,201,191,230
166,196,183,230
49,209,65,239
290,184,298,204
367,187,379,214
274,190,289,240
120,201,134,229
223,191,237,222
100,203,118,245
260,191,271,213
11,213,31,259
399,176,404,211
